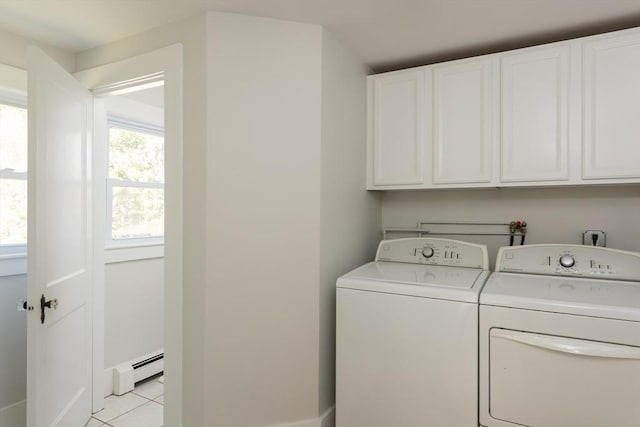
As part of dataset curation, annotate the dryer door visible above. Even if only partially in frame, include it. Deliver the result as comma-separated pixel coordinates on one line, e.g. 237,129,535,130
488,328,640,427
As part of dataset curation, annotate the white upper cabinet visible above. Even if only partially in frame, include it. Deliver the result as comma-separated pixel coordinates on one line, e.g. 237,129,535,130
583,32,640,179
432,58,493,184
367,27,640,190
500,44,571,183
368,69,427,187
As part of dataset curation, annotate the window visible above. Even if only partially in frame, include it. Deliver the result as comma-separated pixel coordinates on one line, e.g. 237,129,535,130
0,99,28,251
107,117,164,246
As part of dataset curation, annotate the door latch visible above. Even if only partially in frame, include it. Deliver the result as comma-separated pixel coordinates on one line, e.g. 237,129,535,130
40,294,58,324
18,299,34,312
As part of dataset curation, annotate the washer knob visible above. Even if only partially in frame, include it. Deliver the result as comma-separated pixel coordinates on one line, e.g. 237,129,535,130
559,255,575,268
422,247,435,258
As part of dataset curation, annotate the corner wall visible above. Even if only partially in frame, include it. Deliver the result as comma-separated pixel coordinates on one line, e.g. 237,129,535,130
0,28,74,71
205,12,323,426
319,30,381,417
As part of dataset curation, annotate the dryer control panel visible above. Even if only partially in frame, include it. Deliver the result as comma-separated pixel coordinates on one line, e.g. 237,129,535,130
496,244,640,281
375,238,489,269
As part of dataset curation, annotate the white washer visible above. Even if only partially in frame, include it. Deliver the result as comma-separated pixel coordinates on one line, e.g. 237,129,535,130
336,237,490,427
480,244,640,427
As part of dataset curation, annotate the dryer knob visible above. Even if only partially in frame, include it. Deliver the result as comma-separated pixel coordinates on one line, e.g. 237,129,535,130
422,247,435,258
559,255,575,268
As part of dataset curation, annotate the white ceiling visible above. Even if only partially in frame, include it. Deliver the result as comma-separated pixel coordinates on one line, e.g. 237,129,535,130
1,0,640,72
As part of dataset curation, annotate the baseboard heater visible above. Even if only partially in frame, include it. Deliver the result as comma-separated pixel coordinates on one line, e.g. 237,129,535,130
113,350,164,395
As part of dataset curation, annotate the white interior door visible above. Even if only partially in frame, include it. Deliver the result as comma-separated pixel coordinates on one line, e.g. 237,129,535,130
26,46,93,427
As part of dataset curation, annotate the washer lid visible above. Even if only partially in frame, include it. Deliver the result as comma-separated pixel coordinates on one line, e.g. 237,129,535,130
337,261,489,303
481,272,640,322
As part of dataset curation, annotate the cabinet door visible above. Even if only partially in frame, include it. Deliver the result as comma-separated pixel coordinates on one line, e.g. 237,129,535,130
432,59,492,184
584,32,640,179
370,69,426,186
501,45,570,182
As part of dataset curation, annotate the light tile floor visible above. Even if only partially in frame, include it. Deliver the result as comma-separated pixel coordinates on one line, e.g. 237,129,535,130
86,376,164,427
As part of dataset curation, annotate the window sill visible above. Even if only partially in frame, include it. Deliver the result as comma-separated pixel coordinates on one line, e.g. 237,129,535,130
0,251,27,277
0,242,164,275
104,242,164,264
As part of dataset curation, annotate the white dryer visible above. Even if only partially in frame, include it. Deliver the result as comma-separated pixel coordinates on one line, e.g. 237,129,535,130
336,238,490,427
480,244,640,427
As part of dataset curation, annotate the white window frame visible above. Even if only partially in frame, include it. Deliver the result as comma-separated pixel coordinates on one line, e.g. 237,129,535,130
0,90,28,276
105,114,165,258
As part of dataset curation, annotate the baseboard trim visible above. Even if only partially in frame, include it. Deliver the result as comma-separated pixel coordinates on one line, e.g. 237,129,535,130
268,406,335,427
0,399,26,427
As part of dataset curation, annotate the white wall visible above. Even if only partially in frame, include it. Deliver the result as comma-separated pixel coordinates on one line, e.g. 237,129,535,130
381,186,640,267
205,12,323,426
0,275,27,416
104,258,164,368
0,28,74,71
319,30,381,416
205,14,380,426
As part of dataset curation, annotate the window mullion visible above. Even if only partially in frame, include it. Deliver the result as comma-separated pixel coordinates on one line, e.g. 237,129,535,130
108,178,164,189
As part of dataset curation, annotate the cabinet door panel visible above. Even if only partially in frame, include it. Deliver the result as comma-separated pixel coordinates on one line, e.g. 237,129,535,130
372,70,425,186
501,46,570,182
433,59,492,184
584,33,640,179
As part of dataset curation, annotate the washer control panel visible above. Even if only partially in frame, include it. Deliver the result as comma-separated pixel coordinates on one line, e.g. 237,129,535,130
375,238,489,269
496,244,640,281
